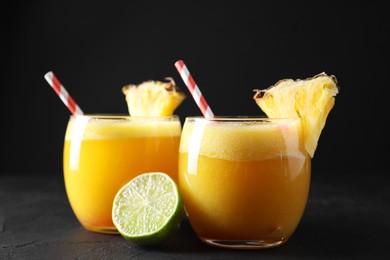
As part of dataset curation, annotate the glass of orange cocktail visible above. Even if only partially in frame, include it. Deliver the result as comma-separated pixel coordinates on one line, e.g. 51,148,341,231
178,116,311,249
63,115,181,234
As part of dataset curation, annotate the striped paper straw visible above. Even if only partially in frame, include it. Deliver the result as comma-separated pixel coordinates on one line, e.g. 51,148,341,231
44,71,84,115
175,60,214,118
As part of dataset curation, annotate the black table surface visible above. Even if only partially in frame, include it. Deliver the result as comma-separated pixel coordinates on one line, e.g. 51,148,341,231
1,171,389,260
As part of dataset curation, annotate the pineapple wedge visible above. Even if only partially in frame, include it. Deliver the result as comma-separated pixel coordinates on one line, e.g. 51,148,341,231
253,72,339,158
122,78,186,116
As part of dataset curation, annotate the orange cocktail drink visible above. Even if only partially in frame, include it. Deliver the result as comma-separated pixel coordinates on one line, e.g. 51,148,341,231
63,115,181,234
178,117,311,249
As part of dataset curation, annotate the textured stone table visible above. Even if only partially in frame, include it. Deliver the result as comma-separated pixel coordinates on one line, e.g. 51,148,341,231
1,172,389,259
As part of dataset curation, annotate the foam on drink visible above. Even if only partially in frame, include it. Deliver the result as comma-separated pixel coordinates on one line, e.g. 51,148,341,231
180,118,305,161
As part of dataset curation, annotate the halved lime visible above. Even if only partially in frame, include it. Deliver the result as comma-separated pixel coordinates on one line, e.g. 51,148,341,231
112,172,183,246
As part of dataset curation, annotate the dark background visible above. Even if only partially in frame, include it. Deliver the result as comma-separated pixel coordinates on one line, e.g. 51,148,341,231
2,1,389,176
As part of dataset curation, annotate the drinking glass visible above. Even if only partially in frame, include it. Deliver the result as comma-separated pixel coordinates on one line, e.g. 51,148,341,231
178,117,311,249
63,115,181,234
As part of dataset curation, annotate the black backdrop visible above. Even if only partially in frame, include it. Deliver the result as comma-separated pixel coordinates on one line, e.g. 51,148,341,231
3,1,389,176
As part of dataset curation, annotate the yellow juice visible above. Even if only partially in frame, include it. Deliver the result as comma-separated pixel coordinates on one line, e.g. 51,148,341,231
178,117,310,248
63,115,181,233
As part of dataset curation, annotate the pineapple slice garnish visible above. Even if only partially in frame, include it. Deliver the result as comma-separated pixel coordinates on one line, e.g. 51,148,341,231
253,72,339,158
122,77,186,116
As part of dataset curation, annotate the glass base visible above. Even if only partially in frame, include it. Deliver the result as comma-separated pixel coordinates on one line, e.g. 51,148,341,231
200,237,286,249
82,224,119,235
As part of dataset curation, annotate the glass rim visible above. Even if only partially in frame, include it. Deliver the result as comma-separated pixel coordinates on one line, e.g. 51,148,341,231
185,116,300,122
69,114,180,120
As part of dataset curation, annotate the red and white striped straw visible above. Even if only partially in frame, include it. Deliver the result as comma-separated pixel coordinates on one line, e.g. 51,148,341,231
44,71,84,115
175,60,214,118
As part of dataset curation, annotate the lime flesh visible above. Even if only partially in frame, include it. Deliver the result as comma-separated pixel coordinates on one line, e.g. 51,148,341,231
112,172,183,246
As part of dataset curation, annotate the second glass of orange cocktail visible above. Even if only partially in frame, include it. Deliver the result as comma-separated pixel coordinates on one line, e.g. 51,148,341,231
177,68,338,249
178,117,311,249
